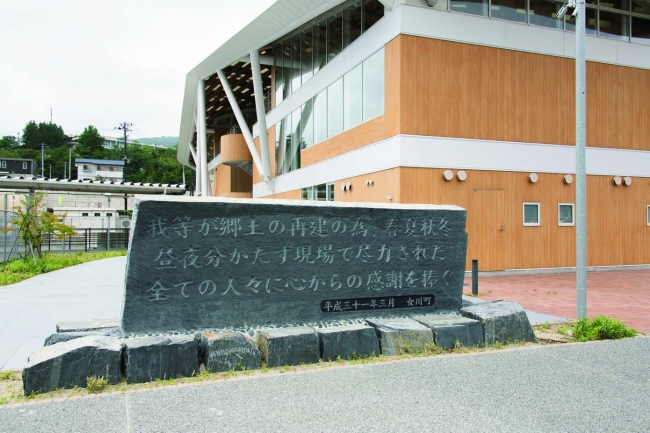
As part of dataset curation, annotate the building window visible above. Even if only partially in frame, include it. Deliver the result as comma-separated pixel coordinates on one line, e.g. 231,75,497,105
1,161,5,169
302,183,335,201
274,47,385,176
22,162,27,169
273,0,384,105
83,165,91,171
647,205,650,226
523,202,541,226
106,213,113,217
558,203,575,226
82,212,89,217
94,213,101,217
631,16,650,44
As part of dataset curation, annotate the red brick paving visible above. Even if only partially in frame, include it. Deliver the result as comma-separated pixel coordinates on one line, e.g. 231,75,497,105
463,269,650,334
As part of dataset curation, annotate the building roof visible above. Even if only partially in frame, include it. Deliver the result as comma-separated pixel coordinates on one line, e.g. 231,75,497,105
0,157,34,162
75,159,125,166
177,0,351,166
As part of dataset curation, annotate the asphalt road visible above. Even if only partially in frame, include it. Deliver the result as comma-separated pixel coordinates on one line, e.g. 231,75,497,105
1,337,648,433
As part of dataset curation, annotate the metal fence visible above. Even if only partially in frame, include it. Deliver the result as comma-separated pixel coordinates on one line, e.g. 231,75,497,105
0,209,130,263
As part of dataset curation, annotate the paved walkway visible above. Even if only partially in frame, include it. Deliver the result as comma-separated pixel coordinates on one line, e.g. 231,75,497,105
464,269,650,334
1,338,648,432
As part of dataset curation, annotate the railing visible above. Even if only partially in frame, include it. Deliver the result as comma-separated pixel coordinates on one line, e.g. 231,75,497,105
42,228,130,253
0,226,130,263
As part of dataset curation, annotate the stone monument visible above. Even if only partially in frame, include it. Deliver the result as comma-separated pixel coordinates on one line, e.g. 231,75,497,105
121,197,469,333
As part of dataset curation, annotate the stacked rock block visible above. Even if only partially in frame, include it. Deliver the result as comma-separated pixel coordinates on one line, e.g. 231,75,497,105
22,300,537,395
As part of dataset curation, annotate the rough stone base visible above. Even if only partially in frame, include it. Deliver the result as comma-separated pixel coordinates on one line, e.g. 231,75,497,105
44,328,125,346
317,324,380,361
201,332,261,372
461,300,537,344
258,326,319,367
56,319,120,333
413,314,484,349
366,318,434,356
123,335,200,384
22,336,122,395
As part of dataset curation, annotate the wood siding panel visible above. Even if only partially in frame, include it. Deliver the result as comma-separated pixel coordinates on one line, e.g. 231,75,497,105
335,168,401,204
221,134,251,165
265,189,301,200
399,35,650,151
400,168,649,270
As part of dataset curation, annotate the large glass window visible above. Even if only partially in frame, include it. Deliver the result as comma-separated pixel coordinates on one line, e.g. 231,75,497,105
344,64,363,130
275,114,291,175
313,21,327,75
491,0,527,22
290,108,302,171
530,0,564,29
450,0,489,16
313,89,328,144
327,12,343,62
301,100,315,149
301,29,314,85
632,16,650,44
343,3,363,49
603,0,630,11
302,183,335,201
327,77,344,137
291,33,302,94
363,0,384,31
273,1,384,107
566,8,597,34
363,48,384,121
274,43,284,106
599,11,630,39
632,0,650,14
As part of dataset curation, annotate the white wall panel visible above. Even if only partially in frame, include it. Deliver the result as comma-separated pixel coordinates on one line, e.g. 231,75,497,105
253,134,650,197
402,5,507,47
505,22,565,57
618,42,650,70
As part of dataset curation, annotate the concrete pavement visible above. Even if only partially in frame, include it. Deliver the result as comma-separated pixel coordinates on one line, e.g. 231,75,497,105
0,256,125,370
1,337,648,432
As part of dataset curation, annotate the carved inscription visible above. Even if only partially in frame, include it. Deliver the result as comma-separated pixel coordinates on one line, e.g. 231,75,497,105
320,295,435,313
122,199,468,332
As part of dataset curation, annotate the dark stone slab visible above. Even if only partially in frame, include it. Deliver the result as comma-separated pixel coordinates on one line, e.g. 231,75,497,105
201,332,261,372
44,328,124,346
366,318,434,356
461,300,537,345
317,324,380,361
56,319,120,333
22,336,122,395
258,326,320,367
123,335,200,383
413,313,484,349
121,197,468,333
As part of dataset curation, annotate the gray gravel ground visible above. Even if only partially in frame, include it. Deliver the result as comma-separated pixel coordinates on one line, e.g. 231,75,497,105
1,337,648,433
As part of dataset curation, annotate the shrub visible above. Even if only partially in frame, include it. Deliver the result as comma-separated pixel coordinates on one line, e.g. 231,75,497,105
86,376,108,393
573,316,637,342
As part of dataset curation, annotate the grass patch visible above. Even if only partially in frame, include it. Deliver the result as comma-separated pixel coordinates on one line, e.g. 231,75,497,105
573,316,638,342
1,250,126,286
86,376,108,394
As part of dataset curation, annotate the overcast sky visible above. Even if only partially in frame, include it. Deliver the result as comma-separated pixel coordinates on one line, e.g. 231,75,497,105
0,0,276,140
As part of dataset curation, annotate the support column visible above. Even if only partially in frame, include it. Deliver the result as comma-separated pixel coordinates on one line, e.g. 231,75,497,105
216,69,267,180
188,140,200,196
250,49,272,182
196,80,211,196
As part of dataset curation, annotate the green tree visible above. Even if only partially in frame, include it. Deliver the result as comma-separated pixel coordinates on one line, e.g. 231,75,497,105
0,136,19,152
22,121,66,150
75,125,105,159
4,192,76,260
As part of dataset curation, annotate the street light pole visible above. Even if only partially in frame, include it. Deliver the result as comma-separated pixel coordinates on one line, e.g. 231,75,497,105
575,0,587,319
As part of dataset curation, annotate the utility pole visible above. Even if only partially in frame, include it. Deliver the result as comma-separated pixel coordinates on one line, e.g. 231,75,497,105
115,122,133,211
40,143,46,177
